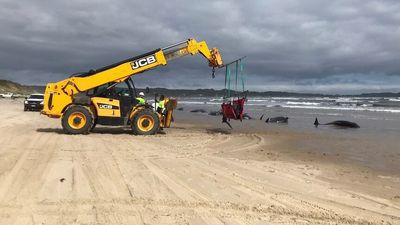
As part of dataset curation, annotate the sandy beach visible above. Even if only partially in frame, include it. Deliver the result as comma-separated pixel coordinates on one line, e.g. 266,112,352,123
0,98,399,225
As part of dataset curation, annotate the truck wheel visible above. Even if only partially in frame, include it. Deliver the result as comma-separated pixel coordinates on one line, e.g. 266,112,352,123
90,119,97,132
24,106,27,111
131,109,159,135
61,105,94,134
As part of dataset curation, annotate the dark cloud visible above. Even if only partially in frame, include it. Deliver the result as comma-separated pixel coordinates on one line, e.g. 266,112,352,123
0,0,399,94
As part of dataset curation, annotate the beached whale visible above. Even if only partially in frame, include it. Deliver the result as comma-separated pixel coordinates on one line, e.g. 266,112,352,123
210,111,252,120
314,118,360,128
243,113,252,120
208,111,222,116
265,116,288,123
190,109,207,113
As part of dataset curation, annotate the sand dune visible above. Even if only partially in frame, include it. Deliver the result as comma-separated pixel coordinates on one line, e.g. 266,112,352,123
0,99,399,224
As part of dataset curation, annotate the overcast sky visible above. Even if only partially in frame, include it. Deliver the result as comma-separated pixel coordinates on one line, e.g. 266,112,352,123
1,0,400,94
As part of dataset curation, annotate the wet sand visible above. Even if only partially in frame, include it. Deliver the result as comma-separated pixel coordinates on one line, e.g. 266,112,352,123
176,106,400,174
0,98,399,224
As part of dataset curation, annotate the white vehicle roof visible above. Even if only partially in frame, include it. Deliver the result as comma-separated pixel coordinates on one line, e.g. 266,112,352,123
27,94,44,99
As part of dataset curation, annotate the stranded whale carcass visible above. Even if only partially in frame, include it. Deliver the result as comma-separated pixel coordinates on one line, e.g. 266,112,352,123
314,118,360,128
265,116,289,123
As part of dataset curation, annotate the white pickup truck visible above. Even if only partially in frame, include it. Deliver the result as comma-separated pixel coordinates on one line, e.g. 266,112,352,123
24,94,44,111
0,92,13,98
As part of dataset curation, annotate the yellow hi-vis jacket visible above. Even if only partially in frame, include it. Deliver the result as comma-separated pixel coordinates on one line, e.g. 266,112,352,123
136,97,145,105
158,100,165,109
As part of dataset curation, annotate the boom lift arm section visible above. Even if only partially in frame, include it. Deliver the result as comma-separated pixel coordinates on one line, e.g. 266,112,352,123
63,39,222,95
42,38,223,117
163,39,222,67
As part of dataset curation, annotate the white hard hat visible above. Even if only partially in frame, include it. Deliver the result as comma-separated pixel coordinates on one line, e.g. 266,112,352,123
138,92,145,97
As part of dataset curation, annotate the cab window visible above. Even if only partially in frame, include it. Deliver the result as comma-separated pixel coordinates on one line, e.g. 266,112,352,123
87,82,131,98
114,82,131,97
87,83,108,96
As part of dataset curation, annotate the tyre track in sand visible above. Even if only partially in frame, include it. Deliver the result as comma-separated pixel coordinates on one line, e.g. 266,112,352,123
109,131,397,224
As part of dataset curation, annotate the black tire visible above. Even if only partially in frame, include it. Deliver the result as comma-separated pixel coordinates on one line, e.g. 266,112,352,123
24,106,27,111
61,105,94,134
90,118,97,132
131,109,159,135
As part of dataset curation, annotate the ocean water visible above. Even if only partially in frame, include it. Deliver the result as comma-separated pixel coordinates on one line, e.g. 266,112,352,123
176,96,400,137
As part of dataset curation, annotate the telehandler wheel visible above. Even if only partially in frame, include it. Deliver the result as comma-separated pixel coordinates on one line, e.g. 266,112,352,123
90,119,97,132
61,105,94,134
131,109,159,135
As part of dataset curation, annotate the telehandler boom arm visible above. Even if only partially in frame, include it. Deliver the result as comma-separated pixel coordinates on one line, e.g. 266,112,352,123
64,39,221,95
42,38,223,117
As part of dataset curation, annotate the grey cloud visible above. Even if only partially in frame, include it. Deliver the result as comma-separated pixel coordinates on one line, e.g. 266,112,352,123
0,0,400,93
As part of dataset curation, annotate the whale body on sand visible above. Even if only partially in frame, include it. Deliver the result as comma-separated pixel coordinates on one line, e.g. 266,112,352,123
243,113,253,120
265,116,288,123
190,109,207,113
314,118,360,128
208,111,222,116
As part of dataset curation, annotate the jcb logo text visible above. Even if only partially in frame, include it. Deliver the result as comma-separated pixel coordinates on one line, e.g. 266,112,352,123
131,55,156,69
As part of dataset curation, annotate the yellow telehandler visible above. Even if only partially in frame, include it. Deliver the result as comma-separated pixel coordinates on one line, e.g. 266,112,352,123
41,38,223,135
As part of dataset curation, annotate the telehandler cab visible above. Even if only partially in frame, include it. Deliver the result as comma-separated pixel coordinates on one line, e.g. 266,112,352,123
41,38,223,135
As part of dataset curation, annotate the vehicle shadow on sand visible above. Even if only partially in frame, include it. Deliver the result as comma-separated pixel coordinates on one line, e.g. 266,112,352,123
36,127,132,135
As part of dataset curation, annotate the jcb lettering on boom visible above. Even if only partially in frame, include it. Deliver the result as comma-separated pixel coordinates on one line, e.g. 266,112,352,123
131,55,156,69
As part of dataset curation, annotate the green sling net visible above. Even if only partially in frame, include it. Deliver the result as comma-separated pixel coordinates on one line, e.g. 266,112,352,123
224,58,245,99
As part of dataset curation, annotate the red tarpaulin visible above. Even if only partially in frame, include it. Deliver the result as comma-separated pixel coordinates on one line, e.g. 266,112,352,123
221,97,246,121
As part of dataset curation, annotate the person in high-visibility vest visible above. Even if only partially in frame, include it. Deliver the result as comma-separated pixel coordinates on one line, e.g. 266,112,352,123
157,95,165,114
136,92,146,105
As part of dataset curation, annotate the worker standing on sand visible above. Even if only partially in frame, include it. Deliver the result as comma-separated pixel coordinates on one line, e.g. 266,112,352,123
136,92,146,105
157,95,165,114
